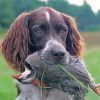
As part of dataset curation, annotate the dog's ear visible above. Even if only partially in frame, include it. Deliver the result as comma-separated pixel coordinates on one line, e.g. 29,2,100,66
2,13,31,72
61,14,84,57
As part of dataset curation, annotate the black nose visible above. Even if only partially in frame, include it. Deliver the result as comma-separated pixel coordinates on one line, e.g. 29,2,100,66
51,49,65,58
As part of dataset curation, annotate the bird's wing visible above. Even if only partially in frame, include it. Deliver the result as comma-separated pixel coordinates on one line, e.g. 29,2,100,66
65,58,92,83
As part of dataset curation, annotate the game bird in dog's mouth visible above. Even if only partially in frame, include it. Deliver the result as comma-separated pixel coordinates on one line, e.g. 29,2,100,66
13,51,100,100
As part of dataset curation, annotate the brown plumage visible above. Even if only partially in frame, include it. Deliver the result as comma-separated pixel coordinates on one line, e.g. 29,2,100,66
20,52,100,100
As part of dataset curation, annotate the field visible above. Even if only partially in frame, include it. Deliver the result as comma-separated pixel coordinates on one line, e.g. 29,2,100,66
0,33,100,100
84,47,100,100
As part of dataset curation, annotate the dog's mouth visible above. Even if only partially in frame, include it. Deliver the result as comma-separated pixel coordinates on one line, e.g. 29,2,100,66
14,51,71,84
38,51,70,65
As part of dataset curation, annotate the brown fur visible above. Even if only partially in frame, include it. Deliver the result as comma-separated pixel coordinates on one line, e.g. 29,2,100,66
1,7,84,72
63,14,84,57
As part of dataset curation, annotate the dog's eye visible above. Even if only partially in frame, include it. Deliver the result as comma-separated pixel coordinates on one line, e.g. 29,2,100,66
59,28,68,41
33,25,42,34
56,24,68,35
60,28,67,34
32,25,45,39
59,28,68,37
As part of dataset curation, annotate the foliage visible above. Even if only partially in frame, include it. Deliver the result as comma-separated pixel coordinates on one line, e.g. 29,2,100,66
0,0,15,27
0,0,100,32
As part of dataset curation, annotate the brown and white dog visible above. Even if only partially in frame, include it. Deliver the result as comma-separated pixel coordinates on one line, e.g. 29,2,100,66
1,7,85,100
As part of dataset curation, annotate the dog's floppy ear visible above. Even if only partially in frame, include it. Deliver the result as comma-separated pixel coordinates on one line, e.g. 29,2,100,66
2,13,30,72
62,14,84,57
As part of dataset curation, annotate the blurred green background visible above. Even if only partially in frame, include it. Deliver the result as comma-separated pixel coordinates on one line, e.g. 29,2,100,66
0,0,100,100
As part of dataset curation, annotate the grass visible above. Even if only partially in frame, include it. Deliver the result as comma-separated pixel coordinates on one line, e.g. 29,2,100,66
0,47,100,100
84,47,100,100
0,54,17,100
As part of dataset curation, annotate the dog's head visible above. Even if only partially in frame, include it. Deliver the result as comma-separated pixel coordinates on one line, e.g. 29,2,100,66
2,7,84,72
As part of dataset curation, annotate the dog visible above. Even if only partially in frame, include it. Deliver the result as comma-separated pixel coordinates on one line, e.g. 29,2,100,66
1,7,85,100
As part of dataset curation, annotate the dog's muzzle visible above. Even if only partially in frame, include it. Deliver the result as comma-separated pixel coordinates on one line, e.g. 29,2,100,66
39,39,70,65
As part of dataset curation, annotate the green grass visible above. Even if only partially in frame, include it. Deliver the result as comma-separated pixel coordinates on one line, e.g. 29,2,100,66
85,47,100,100
0,47,100,100
0,54,17,100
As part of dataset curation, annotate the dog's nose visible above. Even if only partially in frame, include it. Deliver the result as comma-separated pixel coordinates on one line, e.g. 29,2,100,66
51,49,65,58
